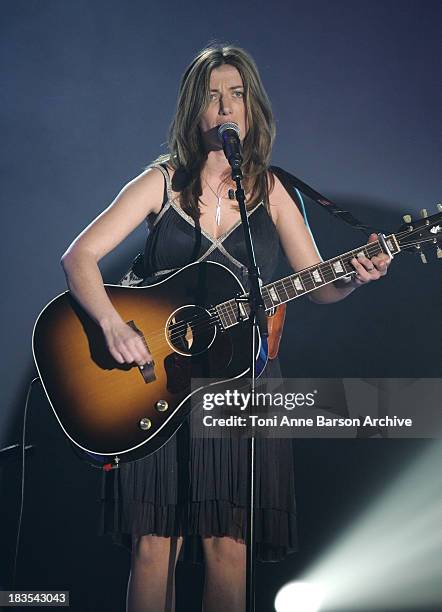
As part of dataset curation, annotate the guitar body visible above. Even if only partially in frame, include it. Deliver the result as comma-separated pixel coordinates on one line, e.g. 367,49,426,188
33,208,442,466
33,261,264,464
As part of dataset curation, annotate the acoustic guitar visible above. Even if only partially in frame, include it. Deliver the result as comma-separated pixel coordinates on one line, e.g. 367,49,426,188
32,210,442,466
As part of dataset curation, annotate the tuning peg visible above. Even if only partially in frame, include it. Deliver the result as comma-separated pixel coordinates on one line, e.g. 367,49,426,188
402,214,412,223
420,251,428,264
420,208,428,218
437,246,442,259
437,203,442,213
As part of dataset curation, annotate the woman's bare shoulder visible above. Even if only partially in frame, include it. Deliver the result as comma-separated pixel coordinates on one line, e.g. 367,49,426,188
124,165,170,214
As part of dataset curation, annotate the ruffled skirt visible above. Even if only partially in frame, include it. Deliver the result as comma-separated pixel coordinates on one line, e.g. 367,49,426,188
98,360,298,563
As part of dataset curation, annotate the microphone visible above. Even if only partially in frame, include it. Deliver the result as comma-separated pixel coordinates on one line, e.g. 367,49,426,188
217,122,243,169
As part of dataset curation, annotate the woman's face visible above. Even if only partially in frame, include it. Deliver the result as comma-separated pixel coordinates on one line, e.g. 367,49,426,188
198,64,247,150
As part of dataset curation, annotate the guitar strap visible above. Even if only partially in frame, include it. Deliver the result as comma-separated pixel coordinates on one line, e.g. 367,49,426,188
269,165,377,237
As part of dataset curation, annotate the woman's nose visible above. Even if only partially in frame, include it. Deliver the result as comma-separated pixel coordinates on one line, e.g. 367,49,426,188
218,97,232,115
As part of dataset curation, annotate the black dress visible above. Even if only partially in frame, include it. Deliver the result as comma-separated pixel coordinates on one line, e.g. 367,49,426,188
99,164,298,562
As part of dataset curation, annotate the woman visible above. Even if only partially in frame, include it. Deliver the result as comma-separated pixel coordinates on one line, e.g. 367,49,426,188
61,44,390,612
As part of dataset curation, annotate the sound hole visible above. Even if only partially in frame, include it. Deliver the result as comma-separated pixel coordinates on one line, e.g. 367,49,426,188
166,306,216,356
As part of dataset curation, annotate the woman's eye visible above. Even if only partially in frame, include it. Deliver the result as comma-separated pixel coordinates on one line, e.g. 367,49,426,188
209,91,243,101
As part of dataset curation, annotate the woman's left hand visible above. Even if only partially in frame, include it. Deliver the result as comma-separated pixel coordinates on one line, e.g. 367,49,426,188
351,233,391,286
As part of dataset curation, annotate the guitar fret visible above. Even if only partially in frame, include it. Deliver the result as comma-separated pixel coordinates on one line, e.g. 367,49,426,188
311,267,324,285
300,269,316,292
259,286,272,311
277,279,291,301
267,283,280,305
222,301,233,327
216,303,228,328
277,279,288,300
279,279,291,300
332,258,345,275
285,277,298,298
320,261,335,282
292,275,305,293
273,279,285,302
215,234,404,328
343,255,355,274
228,301,237,326
261,286,270,304
216,305,228,329
218,298,256,329
367,244,381,255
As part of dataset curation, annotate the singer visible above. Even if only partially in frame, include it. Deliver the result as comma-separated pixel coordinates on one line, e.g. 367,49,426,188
60,44,390,612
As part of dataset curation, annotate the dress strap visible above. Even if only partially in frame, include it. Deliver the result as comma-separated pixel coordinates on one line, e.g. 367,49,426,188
153,163,173,202
147,163,174,228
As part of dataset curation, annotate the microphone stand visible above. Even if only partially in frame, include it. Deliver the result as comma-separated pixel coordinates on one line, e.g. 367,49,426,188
228,157,268,612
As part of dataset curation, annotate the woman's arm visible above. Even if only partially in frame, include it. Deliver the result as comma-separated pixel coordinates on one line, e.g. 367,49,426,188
61,167,165,364
268,174,390,304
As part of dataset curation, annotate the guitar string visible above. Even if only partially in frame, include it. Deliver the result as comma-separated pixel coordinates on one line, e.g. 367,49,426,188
134,240,387,348
130,227,440,350
136,241,388,351
137,278,371,357
144,240,383,342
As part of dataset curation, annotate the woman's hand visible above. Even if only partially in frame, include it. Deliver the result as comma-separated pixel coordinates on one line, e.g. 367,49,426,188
351,233,391,286
101,319,152,366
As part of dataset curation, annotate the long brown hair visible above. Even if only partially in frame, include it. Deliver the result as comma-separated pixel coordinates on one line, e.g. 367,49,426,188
152,44,276,218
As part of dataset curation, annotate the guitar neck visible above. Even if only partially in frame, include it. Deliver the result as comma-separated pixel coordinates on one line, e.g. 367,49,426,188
215,233,400,329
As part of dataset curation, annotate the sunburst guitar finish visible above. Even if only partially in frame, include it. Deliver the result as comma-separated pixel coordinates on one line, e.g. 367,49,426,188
34,209,442,465
33,262,264,465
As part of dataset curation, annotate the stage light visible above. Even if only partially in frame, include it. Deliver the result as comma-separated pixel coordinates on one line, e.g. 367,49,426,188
274,580,324,612
274,441,442,611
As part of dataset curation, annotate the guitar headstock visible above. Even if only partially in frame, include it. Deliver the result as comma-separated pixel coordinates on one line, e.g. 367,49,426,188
396,205,442,263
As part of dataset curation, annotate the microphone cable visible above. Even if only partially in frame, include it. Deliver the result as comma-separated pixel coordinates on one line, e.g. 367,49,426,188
11,376,41,588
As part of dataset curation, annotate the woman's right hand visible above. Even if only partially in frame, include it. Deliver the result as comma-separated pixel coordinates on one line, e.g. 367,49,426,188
101,319,152,366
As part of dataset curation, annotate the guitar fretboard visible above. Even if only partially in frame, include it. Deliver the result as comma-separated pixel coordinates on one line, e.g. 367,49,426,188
215,234,399,329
